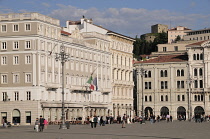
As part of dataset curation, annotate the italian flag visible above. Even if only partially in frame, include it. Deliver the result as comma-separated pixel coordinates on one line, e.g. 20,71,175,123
86,76,94,90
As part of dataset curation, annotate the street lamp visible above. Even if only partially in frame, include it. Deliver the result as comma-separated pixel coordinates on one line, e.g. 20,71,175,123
137,67,147,123
186,76,193,122
55,44,70,129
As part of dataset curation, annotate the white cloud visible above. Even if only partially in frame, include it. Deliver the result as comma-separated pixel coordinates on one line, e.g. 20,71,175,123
42,2,50,8
49,4,210,37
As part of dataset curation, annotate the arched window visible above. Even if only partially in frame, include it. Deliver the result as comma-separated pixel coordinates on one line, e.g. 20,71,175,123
197,54,199,60
199,68,203,76
160,70,164,77
177,95,180,101
161,95,164,101
201,95,204,101
198,95,201,101
193,54,196,60
145,96,148,102
194,95,197,101
200,53,203,60
165,70,168,77
177,70,180,76
165,95,168,101
194,68,197,76
182,95,185,101
194,80,198,88
200,80,203,88
181,69,184,76
149,95,152,101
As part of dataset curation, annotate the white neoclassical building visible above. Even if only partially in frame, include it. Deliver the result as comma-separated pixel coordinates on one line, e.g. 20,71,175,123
0,13,113,125
64,18,135,119
134,40,210,120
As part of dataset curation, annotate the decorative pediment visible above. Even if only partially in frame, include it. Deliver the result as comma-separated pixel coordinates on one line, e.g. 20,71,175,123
71,27,83,39
201,41,210,47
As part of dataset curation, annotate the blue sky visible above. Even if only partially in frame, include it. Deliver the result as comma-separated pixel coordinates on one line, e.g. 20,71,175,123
0,0,210,37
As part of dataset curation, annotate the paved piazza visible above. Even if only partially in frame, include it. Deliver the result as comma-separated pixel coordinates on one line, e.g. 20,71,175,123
0,121,210,139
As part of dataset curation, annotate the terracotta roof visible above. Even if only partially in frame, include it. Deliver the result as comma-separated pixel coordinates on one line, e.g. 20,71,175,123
61,30,71,36
134,55,188,64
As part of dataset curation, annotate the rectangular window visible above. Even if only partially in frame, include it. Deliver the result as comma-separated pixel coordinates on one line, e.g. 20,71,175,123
26,91,31,100
2,92,7,101
13,74,19,83
181,81,185,88
177,81,180,88
161,81,164,89
14,91,19,101
25,24,31,31
1,42,7,50
1,25,6,32
163,47,167,52
1,74,7,84
13,41,19,49
149,82,152,89
25,74,31,83
13,24,19,32
13,56,19,65
1,56,7,65
165,81,168,89
25,55,31,64
145,82,148,89
174,46,178,51
25,41,31,49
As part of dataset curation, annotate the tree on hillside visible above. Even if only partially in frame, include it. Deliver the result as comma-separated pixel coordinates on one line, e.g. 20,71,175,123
133,32,168,59
175,35,181,42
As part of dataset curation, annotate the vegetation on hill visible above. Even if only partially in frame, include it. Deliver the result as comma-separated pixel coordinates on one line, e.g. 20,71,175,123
133,32,168,59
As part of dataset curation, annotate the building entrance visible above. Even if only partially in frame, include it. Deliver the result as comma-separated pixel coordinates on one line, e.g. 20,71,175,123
177,106,186,120
160,106,169,118
194,106,205,115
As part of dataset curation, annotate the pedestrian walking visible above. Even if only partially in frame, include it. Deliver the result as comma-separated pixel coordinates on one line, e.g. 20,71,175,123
122,114,126,128
44,119,48,129
39,115,44,132
90,116,94,128
34,118,39,132
93,116,98,128
100,116,104,126
170,115,173,122
166,114,170,123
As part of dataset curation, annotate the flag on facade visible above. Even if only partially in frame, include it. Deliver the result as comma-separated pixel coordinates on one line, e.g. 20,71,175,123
93,77,98,91
86,76,94,90
86,76,93,84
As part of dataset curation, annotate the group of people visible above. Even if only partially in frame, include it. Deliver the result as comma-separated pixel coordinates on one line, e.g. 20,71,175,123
34,115,48,132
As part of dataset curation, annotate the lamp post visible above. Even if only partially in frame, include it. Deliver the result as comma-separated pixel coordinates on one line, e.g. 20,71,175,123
137,67,147,123
186,77,193,122
55,44,70,129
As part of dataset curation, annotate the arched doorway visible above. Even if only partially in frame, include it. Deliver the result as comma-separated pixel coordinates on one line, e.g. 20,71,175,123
177,106,186,120
160,106,169,117
12,109,20,123
145,107,153,120
194,106,205,115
